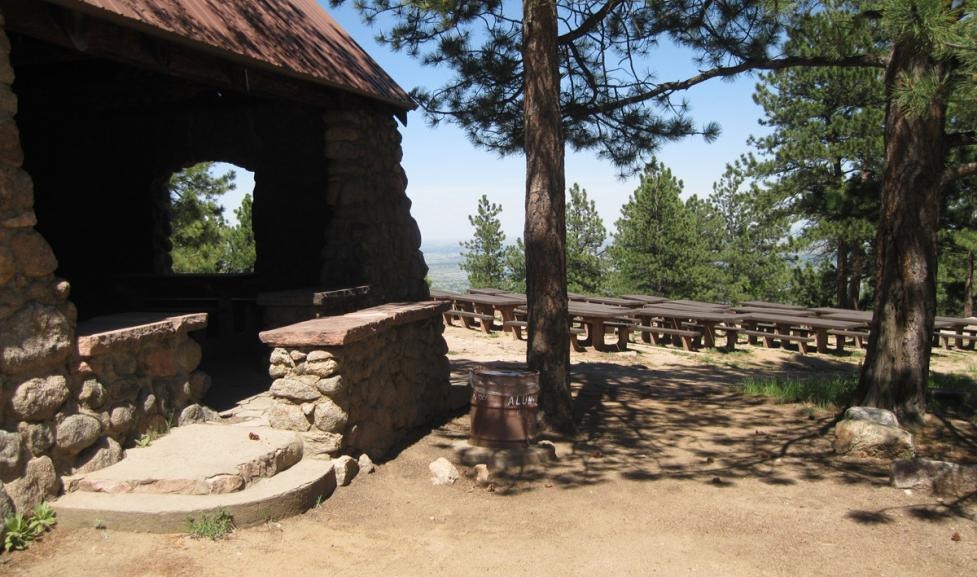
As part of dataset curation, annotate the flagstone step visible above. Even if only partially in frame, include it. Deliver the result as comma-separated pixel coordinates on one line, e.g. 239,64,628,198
53,458,337,533
65,423,303,495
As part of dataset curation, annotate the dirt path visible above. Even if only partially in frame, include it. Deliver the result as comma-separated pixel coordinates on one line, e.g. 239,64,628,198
5,326,977,577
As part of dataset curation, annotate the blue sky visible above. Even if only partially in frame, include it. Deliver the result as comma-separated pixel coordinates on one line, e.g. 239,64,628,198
222,3,771,243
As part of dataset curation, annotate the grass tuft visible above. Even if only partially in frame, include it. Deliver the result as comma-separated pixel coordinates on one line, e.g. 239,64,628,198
186,508,235,540
741,375,857,408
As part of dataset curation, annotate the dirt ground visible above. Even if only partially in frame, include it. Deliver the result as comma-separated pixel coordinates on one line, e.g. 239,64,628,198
4,325,977,577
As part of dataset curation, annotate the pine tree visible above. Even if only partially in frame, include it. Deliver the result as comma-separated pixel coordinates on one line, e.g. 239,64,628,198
220,193,256,273
565,184,606,294
460,195,508,288
168,162,236,273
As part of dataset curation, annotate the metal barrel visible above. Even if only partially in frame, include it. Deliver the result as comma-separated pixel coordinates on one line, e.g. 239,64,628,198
469,368,540,448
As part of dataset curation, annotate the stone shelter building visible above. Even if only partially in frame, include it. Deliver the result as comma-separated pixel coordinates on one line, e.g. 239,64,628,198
0,0,449,516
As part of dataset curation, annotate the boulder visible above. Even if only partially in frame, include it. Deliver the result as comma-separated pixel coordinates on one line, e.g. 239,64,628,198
0,303,73,374
0,429,21,476
10,374,69,421
429,457,459,486
270,378,321,403
301,431,343,458
73,437,124,474
18,422,52,457
313,398,349,433
4,456,59,512
834,418,914,460
357,453,376,474
268,401,311,432
55,414,102,454
78,378,106,410
333,455,359,486
844,406,900,428
0,481,14,519
177,403,220,426
892,458,977,497
473,463,492,487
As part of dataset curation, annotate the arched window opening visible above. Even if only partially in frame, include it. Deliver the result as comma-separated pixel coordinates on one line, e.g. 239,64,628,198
167,161,255,274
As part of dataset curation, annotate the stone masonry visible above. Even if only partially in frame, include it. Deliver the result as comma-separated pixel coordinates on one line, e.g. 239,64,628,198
259,302,453,460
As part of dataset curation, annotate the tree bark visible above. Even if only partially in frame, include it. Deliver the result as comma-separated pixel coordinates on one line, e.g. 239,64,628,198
965,250,974,318
523,0,574,433
848,243,864,310
856,41,947,424
837,239,850,308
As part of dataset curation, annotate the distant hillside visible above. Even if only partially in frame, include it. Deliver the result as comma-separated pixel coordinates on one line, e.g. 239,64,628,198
421,240,469,292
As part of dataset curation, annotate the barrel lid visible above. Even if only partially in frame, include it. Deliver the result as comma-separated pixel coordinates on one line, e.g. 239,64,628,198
470,368,539,378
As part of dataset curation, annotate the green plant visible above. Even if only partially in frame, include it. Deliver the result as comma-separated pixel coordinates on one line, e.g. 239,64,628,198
740,375,857,409
3,503,58,553
186,508,234,540
134,413,175,448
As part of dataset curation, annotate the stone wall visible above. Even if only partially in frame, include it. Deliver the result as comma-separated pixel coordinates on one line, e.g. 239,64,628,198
259,303,455,460
0,15,77,517
321,110,429,304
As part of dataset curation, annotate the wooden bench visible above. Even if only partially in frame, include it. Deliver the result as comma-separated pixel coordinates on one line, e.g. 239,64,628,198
634,325,701,351
740,329,815,354
828,328,870,349
444,309,496,331
504,320,590,352
936,330,977,349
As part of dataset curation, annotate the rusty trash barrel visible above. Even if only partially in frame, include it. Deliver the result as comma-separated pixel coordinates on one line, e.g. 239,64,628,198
469,368,540,448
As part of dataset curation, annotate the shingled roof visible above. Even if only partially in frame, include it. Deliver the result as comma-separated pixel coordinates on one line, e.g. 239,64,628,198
46,0,414,110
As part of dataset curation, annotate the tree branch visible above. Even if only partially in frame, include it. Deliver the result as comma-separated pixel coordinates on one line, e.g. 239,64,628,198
557,0,622,45
947,131,977,149
568,54,889,117
943,162,977,188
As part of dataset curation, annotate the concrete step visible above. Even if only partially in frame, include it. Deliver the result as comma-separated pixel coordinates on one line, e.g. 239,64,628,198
52,458,337,533
65,423,303,495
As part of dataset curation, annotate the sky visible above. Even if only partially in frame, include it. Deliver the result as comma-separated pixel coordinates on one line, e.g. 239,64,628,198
221,3,771,243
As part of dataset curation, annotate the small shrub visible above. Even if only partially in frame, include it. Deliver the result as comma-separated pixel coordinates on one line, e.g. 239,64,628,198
186,508,235,540
3,503,58,553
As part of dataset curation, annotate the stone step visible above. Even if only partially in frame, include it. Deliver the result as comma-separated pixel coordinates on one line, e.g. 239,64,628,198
64,423,303,495
52,458,337,533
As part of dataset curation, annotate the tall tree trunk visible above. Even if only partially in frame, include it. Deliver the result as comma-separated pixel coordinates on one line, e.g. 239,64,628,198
856,42,947,424
523,0,574,433
848,243,864,310
965,250,974,318
837,240,850,308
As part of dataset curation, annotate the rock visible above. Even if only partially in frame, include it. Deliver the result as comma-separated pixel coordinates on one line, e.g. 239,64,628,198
142,347,177,377
429,457,459,486
357,453,376,474
289,350,307,362
269,364,288,379
10,374,69,421
313,398,348,433
473,463,492,486
185,371,211,401
0,482,14,519
268,401,311,432
0,303,73,374
307,350,334,362
11,232,57,277
316,375,346,397
0,245,12,285
892,458,977,497
18,422,52,456
73,437,123,474
301,431,343,458
140,391,158,414
0,429,21,476
178,403,220,426
333,455,359,486
269,348,293,367
175,339,202,373
206,474,245,494
844,406,900,428
270,378,321,402
834,418,914,460
4,456,59,512
108,403,136,434
112,353,138,376
55,414,102,454
303,358,340,378
78,378,106,409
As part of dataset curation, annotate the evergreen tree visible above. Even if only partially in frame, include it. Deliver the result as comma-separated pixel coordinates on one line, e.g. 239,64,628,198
220,193,256,273
609,161,701,297
168,162,236,273
460,195,508,288
503,238,527,293
565,183,606,294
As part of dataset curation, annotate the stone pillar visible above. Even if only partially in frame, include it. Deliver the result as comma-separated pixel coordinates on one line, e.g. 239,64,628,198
0,13,77,513
321,109,429,303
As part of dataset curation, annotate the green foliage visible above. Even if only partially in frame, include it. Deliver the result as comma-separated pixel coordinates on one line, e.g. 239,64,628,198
565,183,607,294
168,163,255,274
502,238,526,293
3,502,57,553
186,508,235,540
460,195,507,288
741,375,857,408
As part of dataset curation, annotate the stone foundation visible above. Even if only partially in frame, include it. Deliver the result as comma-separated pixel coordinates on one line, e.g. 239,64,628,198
259,302,453,459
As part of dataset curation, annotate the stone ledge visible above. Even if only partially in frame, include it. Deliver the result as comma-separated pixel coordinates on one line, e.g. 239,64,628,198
256,285,371,307
258,301,449,347
76,312,208,357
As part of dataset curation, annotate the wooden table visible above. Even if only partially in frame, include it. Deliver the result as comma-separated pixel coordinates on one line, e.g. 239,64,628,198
634,306,744,350
740,300,809,311
511,302,633,352
743,312,865,353
446,293,524,333
733,305,816,316
621,294,669,304
570,294,646,308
